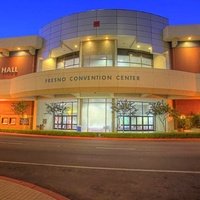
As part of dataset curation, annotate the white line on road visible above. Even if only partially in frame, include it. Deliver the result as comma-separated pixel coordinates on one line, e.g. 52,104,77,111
0,142,24,145
96,147,136,151
0,160,200,175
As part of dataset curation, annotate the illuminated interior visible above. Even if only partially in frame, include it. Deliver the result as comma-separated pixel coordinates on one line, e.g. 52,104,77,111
0,10,200,132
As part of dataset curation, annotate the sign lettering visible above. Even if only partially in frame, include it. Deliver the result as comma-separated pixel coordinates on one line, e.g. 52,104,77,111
45,75,140,83
1,67,18,74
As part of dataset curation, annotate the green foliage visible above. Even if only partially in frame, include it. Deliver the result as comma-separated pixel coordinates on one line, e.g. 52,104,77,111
177,116,191,130
147,101,175,116
191,114,200,128
11,101,29,116
112,99,138,132
177,117,186,129
147,101,176,132
112,99,138,116
45,102,69,115
1,129,200,138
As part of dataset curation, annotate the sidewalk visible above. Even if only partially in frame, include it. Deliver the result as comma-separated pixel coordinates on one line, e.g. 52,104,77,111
0,176,69,200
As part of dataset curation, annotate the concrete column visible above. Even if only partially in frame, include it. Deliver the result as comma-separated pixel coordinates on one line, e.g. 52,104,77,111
78,98,82,126
112,98,116,132
32,98,38,130
167,99,175,132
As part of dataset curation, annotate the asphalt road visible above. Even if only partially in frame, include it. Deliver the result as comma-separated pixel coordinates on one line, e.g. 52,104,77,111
0,135,200,200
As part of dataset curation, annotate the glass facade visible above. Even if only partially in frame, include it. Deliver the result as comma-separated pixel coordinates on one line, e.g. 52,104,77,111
51,99,155,132
57,52,79,69
83,55,113,67
56,45,153,69
82,40,115,68
117,101,155,131
54,101,78,130
117,49,153,68
82,99,112,132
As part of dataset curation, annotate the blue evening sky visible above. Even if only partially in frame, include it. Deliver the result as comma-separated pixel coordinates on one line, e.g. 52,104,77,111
0,0,199,38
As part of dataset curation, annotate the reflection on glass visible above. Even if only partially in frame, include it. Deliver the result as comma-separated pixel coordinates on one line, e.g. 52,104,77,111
53,101,78,130
116,101,155,131
82,99,112,132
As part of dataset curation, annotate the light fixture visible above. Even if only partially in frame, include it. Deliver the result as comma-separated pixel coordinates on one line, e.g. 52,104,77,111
148,47,152,51
2,50,9,57
74,45,78,48
29,47,36,55
17,47,21,50
180,115,186,119
137,45,140,48
105,37,109,40
188,37,192,40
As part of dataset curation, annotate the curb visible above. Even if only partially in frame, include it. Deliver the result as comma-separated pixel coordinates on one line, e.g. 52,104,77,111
0,176,70,200
1,132,200,141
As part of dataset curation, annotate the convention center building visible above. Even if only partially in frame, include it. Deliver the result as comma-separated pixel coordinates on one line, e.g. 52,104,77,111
0,9,200,132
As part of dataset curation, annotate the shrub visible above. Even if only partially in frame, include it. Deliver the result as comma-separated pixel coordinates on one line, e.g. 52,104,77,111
191,114,200,128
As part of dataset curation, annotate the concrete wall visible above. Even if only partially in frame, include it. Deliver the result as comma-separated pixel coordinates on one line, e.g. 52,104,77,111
174,100,200,115
0,67,199,98
171,46,200,73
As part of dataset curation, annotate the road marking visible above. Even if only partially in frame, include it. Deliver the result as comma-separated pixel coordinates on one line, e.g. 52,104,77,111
96,147,136,151
0,160,200,175
0,142,24,145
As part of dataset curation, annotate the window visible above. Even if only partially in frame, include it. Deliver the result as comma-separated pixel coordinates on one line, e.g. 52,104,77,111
82,40,114,67
117,115,154,131
82,99,112,132
56,52,79,69
2,118,9,124
10,118,16,125
116,101,155,131
117,49,153,68
53,101,78,130
54,115,77,130
83,55,113,67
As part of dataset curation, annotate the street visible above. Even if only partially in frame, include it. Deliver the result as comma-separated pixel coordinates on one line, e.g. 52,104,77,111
0,135,200,200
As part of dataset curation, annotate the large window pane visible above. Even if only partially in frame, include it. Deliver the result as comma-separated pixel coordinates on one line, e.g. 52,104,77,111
56,52,79,69
53,101,78,130
118,55,129,62
107,60,113,66
82,99,112,132
142,57,152,65
64,59,73,67
116,100,155,131
83,55,113,67
130,55,141,64
90,59,106,67
117,48,153,68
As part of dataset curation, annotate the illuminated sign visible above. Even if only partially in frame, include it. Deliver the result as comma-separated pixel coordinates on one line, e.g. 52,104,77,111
45,75,140,83
0,67,18,74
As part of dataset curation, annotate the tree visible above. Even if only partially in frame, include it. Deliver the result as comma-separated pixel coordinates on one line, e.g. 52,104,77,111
112,99,138,132
45,102,69,115
147,101,177,132
191,114,200,128
11,101,29,117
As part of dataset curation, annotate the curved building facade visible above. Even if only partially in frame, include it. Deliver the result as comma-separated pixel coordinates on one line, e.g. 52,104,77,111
0,9,200,132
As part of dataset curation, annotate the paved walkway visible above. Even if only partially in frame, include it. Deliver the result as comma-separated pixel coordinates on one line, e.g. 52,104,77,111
0,176,69,200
